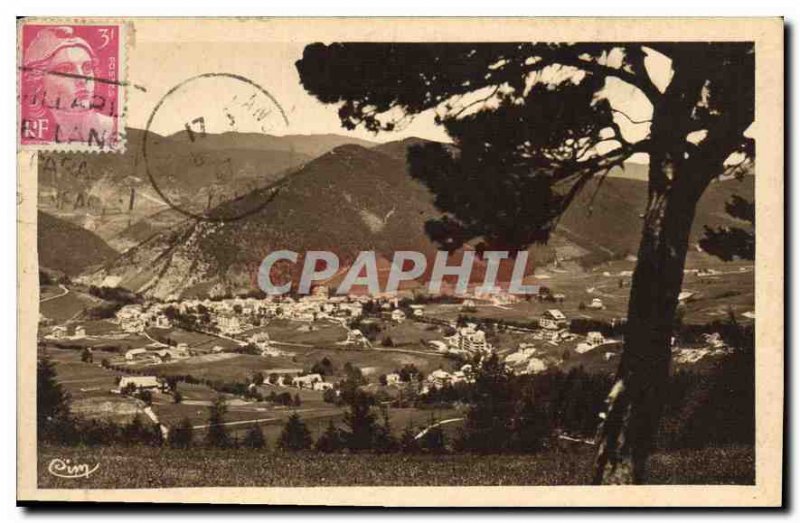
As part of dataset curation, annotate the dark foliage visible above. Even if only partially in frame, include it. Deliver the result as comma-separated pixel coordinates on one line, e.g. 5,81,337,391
122,415,163,447
341,385,379,452
311,357,335,377
37,355,72,442
419,415,447,454
700,195,756,261
399,422,421,454
242,424,267,449
205,396,232,448
297,42,756,482
87,285,142,304
315,420,346,453
277,413,313,451
170,417,194,449
458,354,517,453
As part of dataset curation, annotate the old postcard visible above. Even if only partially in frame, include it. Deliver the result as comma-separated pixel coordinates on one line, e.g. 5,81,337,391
17,17,783,506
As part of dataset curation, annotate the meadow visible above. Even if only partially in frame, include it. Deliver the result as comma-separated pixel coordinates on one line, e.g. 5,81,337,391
422,253,754,327
37,444,755,488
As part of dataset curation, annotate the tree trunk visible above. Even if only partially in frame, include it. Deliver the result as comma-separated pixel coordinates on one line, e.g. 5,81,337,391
593,158,706,484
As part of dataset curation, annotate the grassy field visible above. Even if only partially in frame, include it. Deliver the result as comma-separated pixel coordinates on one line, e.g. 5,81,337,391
39,288,104,323
44,345,459,442
140,353,300,382
45,348,143,423
423,253,754,327
255,320,348,345
146,327,243,352
37,444,754,488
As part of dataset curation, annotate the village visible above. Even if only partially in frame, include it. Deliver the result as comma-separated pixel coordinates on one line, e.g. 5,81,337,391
37,253,754,443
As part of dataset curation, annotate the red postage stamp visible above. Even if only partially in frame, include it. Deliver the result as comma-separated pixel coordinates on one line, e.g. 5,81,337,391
18,22,125,152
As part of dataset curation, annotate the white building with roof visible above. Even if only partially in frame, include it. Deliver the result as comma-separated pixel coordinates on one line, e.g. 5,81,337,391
217,314,242,335
50,325,67,339
539,309,567,330
589,298,605,310
445,323,491,354
125,348,148,361
118,376,161,392
292,373,323,389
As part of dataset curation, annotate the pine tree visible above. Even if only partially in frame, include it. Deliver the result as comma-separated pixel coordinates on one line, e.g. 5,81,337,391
510,382,551,453
341,386,378,451
298,40,755,484
314,420,344,453
699,194,755,261
371,406,398,453
419,414,447,454
459,353,515,453
242,423,266,449
170,417,194,449
122,414,162,446
399,421,420,454
277,413,312,451
205,396,232,448
37,355,72,442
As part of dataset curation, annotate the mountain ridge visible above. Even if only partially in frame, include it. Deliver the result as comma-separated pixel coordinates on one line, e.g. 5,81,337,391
86,137,753,299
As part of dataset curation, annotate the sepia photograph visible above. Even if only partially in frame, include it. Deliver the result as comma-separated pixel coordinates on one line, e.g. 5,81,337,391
15,17,783,506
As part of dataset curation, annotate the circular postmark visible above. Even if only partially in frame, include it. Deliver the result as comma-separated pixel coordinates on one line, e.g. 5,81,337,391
143,73,292,222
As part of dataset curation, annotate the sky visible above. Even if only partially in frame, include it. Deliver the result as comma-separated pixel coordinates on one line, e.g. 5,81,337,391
125,20,668,158
128,40,451,143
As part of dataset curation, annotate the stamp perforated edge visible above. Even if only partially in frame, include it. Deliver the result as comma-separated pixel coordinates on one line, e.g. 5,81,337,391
16,18,131,155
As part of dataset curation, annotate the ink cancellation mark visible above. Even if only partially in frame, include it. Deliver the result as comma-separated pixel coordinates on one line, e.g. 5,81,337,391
143,73,292,222
18,22,127,153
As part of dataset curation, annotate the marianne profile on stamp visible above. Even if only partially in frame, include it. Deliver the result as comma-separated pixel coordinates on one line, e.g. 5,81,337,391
19,25,122,151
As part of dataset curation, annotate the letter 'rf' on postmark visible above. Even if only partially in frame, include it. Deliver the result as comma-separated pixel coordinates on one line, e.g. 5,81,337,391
18,22,126,153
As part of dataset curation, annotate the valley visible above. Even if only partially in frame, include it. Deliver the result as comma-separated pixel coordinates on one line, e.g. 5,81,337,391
36,127,755,447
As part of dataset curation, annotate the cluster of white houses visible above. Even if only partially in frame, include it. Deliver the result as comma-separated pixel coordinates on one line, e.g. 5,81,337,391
419,364,476,393
111,293,369,336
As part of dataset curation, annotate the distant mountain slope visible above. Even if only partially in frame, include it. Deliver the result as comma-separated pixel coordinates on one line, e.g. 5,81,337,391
38,211,118,276
88,136,754,298
169,131,378,158
372,136,452,161
88,143,440,297
37,129,387,251
559,175,755,265
110,207,191,253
